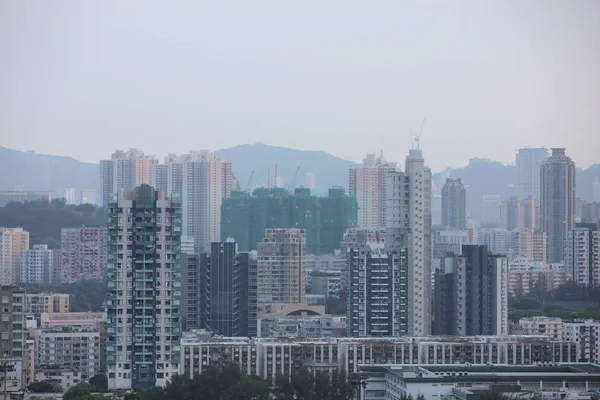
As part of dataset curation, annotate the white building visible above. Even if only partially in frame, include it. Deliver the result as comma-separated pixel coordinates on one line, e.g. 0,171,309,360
564,319,600,363
565,224,600,286
35,368,81,392
508,258,571,297
36,327,102,381
106,185,182,389
510,228,547,262
99,149,157,205
518,316,563,340
0,227,29,285
20,244,54,284
478,228,511,256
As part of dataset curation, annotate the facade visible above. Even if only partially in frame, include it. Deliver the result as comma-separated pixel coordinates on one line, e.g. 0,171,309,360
0,227,30,285
564,320,600,363
383,149,433,337
40,312,106,329
564,223,600,286
180,332,581,381
181,253,200,332
182,151,233,253
20,244,54,284
221,187,357,255
510,228,547,262
441,178,466,230
507,258,571,297
361,363,600,400
349,153,397,230
35,368,82,392
197,241,257,337
99,159,114,207
481,195,502,227
257,229,306,305
346,244,407,337
522,195,540,230
258,315,346,338
106,185,182,389
0,191,53,208
516,147,548,199
434,245,508,336
36,327,101,381
25,293,69,316
502,196,523,231
0,286,26,360
100,149,158,205
541,148,576,263
477,228,511,256
518,316,563,340
80,189,97,205
432,228,469,260
60,227,108,283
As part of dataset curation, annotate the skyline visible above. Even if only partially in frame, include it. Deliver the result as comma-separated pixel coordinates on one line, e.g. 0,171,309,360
2,1,599,172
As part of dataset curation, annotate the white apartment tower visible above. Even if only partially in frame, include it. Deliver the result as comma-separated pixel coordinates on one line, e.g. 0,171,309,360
564,223,600,286
257,229,306,304
20,244,54,285
182,151,233,253
106,185,182,390
383,149,432,336
100,149,158,206
0,227,30,285
349,153,397,230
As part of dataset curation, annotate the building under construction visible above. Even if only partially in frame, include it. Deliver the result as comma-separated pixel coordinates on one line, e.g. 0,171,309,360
220,187,358,254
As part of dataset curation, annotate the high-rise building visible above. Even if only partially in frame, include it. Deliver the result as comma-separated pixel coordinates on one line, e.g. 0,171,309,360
0,286,26,359
564,223,600,286
564,319,600,363
100,160,114,207
441,178,466,230
81,189,97,205
383,149,432,336
349,153,396,229
432,227,469,261
477,228,511,256
516,148,548,199
164,153,185,201
198,241,257,337
182,151,233,253
510,229,547,262
60,227,108,284
434,245,508,336
481,195,502,227
541,148,576,263
221,187,358,254
150,164,168,196
20,244,54,284
257,229,306,304
106,185,182,389
61,188,76,205
521,196,540,230
346,243,407,337
0,227,30,285
502,196,523,231
508,259,571,297
181,253,199,331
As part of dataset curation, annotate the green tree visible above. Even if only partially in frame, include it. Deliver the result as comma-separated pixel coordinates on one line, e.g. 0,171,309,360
28,379,62,393
89,373,108,391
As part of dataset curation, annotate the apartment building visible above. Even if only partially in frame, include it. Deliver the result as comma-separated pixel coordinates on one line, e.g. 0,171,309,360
507,259,571,297
0,227,29,285
25,293,69,316
60,227,108,283
20,244,54,284
518,316,564,340
564,319,600,363
564,223,600,286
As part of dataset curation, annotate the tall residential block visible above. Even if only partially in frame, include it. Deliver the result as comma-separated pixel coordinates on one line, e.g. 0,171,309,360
0,227,30,285
181,253,199,331
100,149,157,205
257,229,306,304
434,245,508,336
541,148,576,263
516,147,548,199
564,223,600,286
481,195,502,227
502,196,523,231
349,153,396,230
106,185,182,389
182,151,233,253
0,286,26,359
198,241,257,337
383,149,432,336
441,178,466,230
510,229,547,263
100,160,114,207
221,187,357,254
60,227,108,284
522,195,540,230
564,319,600,363
346,243,407,337
20,244,54,284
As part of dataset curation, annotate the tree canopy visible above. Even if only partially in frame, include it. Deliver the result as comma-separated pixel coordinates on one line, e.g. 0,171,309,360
28,379,63,393
22,279,107,312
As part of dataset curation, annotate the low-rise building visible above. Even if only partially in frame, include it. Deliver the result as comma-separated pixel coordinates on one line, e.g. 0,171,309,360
35,368,81,392
564,319,600,363
258,315,346,338
508,258,571,297
25,293,69,316
360,364,600,400
518,316,564,340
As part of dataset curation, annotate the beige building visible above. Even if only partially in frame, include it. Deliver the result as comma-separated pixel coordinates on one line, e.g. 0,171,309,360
0,227,29,285
518,316,563,340
508,259,571,297
25,293,69,316
257,229,306,304
510,228,547,263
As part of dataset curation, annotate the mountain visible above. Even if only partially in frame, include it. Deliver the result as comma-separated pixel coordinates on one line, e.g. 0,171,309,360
0,146,99,194
215,142,357,195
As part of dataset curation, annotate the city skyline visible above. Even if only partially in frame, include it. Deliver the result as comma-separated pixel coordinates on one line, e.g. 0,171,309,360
1,1,599,172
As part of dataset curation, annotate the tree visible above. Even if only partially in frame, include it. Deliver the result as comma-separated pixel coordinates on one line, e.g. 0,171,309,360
89,373,108,391
28,380,62,393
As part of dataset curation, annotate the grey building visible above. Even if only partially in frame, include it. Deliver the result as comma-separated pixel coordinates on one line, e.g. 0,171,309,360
434,245,508,336
198,241,257,337
441,178,467,230
99,159,113,207
541,148,576,263
516,147,548,199
181,253,199,331
346,243,408,337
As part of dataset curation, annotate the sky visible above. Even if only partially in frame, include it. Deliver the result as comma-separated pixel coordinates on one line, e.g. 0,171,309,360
1,1,599,172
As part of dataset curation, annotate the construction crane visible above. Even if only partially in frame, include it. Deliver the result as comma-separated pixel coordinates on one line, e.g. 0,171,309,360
290,167,300,192
246,170,254,193
413,117,427,150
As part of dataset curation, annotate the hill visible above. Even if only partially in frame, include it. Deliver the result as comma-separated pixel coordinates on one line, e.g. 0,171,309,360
216,142,357,195
0,146,99,193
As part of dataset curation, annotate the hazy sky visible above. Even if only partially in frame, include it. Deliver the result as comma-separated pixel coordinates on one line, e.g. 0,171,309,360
1,1,599,171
